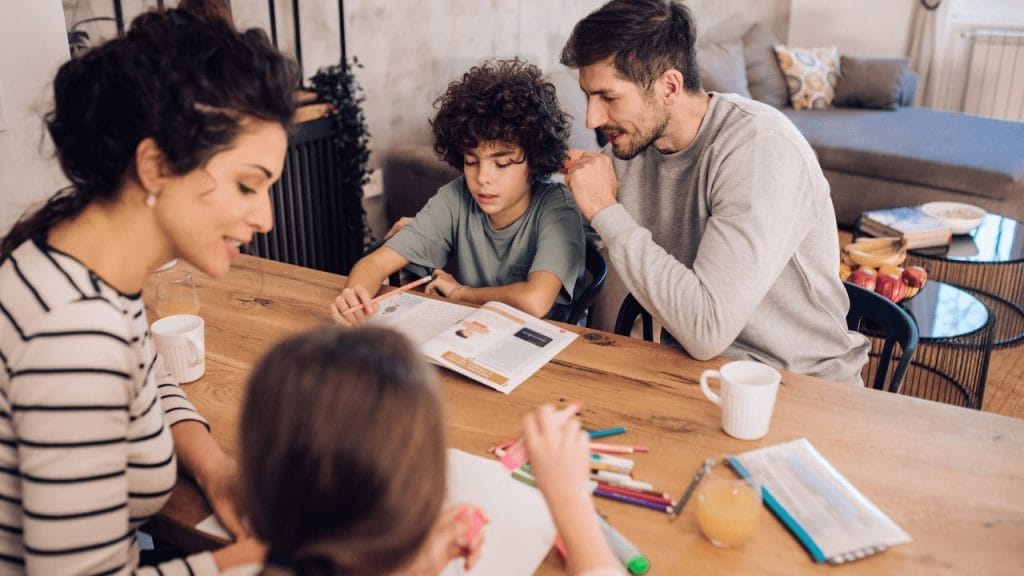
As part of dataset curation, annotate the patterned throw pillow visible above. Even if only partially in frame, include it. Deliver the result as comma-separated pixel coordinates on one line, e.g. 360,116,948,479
772,45,840,110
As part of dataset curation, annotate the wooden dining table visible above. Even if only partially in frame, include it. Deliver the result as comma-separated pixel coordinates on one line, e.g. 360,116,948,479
144,254,1024,576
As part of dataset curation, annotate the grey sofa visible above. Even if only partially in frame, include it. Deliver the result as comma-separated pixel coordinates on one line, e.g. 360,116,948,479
698,23,1024,227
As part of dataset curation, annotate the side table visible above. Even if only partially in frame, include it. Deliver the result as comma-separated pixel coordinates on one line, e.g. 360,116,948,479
907,212,1024,347
859,281,994,410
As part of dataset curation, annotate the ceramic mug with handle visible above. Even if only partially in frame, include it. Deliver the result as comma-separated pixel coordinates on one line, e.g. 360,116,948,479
700,361,781,440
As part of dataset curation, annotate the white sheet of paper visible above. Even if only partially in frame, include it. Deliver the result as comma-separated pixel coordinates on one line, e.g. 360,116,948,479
442,449,557,576
195,514,231,541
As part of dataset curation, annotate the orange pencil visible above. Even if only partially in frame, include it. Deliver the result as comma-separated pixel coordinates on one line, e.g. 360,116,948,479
341,276,431,315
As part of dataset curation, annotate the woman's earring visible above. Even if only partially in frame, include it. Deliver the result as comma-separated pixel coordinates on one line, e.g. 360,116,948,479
145,191,158,208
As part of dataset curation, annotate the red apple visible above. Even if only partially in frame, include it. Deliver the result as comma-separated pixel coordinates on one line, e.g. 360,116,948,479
875,274,909,303
849,267,877,292
902,266,928,288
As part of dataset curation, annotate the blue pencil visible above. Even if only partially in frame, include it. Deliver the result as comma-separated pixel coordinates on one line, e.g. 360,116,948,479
589,426,627,439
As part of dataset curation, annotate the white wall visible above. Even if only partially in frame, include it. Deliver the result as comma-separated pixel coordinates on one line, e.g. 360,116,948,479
787,0,916,57
0,0,71,234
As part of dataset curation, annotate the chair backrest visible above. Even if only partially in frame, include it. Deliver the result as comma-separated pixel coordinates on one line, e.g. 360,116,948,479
844,281,919,393
566,241,608,327
614,293,655,341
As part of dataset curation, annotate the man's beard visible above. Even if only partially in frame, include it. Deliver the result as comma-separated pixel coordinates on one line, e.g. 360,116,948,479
608,112,670,160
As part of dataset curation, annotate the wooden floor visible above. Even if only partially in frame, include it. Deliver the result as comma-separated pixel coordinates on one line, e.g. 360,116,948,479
838,231,1024,419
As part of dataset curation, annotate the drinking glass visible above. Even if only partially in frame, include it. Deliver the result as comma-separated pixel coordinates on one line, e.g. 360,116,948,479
695,459,762,548
154,268,200,318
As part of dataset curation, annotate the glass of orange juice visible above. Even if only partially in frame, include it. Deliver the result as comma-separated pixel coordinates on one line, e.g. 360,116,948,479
154,269,200,318
695,460,762,548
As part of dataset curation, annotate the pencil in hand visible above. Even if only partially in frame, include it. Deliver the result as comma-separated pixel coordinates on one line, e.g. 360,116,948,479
341,276,431,315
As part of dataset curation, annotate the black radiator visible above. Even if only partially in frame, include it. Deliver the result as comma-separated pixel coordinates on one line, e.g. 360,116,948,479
246,117,366,275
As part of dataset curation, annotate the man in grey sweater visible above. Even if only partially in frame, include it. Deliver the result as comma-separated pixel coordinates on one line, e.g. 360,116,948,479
561,0,869,385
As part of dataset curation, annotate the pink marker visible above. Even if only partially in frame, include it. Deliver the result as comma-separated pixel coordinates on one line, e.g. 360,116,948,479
457,506,486,548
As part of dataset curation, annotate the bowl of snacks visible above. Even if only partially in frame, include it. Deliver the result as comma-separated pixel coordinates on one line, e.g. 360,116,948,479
921,201,985,235
839,237,928,304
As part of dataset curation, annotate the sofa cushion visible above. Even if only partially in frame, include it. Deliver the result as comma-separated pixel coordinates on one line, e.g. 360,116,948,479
784,107,1024,202
742,23,789,108
773,45,840,110
834,56,908,110
699,41,751,97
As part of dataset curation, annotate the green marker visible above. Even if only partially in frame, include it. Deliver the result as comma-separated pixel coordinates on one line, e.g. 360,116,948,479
596,513,650,575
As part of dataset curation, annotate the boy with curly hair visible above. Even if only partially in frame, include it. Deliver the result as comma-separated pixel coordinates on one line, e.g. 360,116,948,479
332,58,585,324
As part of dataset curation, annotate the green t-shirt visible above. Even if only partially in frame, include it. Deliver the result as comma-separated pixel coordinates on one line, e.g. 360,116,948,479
385,177,585,314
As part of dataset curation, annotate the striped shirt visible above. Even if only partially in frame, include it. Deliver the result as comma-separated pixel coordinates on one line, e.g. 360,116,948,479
0,237,217,575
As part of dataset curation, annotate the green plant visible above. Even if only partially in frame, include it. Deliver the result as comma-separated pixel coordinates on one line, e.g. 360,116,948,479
309,58,374,249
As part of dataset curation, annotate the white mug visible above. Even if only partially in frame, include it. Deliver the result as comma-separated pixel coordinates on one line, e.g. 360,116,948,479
700,361,781,440
152,314,205,383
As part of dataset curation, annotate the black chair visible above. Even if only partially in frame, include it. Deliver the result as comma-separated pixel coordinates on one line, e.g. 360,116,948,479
614,293,655,341
844,281,919,393
565,241,608,327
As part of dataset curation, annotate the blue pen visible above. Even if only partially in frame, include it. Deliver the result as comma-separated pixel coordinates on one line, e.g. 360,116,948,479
588,426,627,439
596,513,650,575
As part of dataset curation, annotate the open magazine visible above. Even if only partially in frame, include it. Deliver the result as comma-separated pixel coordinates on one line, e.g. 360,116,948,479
371,292,578,394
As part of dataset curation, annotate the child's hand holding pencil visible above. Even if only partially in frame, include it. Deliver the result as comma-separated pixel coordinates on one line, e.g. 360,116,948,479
330,276,431,326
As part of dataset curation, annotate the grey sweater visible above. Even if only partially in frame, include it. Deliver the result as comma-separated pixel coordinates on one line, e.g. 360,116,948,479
592,93,869,385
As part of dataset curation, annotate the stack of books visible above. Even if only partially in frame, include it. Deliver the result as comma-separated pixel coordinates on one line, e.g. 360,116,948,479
860,206,952,249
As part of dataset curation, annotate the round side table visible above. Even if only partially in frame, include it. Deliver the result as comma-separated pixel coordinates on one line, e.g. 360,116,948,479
905,212,1024,348
862,281,994,410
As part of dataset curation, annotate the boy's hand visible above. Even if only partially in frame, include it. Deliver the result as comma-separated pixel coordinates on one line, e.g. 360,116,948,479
426,270,464,300
330,285,378,326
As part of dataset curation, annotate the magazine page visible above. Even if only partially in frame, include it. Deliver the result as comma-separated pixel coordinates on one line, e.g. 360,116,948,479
420,301,578,394
371,292,477,346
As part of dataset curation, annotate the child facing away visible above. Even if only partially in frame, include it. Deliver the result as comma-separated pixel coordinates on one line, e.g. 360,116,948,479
331,58,586,326
233,326,621,576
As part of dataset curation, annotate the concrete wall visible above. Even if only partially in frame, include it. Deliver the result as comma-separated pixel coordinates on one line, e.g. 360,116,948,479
0,0,71,234
344,0,790,170
21,0,793,236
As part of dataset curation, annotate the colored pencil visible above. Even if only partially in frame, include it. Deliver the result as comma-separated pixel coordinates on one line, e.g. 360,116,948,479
590,442,650,454
597,483,674,507
591,472,655,492
589,461,633,475
594,487,672,513
588,426,627,439
341,276,431,315
592,469,632,484
590,442,633,453
597,482,669,499
590,453,634,469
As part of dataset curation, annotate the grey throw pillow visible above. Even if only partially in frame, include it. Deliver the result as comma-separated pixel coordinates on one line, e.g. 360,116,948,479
834,56,908,110
698,41,751,97
742,23,789,108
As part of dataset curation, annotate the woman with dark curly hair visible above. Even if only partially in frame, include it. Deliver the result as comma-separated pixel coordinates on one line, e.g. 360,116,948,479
332,58,585,325
0,0,297,573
